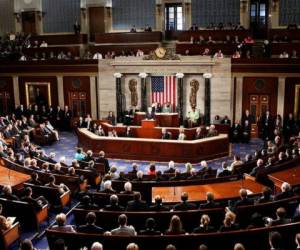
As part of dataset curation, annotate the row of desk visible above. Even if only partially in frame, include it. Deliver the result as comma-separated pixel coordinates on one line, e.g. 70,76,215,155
78,127,229,163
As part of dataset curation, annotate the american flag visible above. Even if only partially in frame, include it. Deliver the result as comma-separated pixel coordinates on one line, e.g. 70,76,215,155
151,76,177,111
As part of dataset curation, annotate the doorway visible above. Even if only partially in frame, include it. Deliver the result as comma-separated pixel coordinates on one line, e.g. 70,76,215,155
89,7,105,42
249,0,268,38
22,11,37,34
165,3,183,31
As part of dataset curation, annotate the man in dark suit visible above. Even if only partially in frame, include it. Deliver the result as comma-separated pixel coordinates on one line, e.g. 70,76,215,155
260,110,273,140
216,162,231,178
164,161,175,174
20,187,45,211
229,121,242,143
268,231,285,250
77,117,87,128
173,192,197,211
126,192,148,211
221,115,231,126
268,207,291,226
104,195,125,211
274,182,294,201
161,128,171,139
199,192,219,209
139,218,161,235
77,195,98,210
77,212,104,234
63,106,72,131
233,188,254,208
241,109,255,126
0,185,19,200
241,120,251,143
74,19,81,35
149,195,169,211
96,151,110,173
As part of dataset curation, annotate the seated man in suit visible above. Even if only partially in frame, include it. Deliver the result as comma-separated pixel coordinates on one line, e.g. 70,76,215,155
233,189,254,208
186,107,200,128
21,187,47,211
164,161,175,174
274,182,294,201
111,214,136,236
96,151,110,173
161,128,172,140
104,195,125,211
126,192,148,211
173,192,197,211
52,213,76,232
267,207,291,226
199,192,219,209
149,195,169,211
216,162,231,178
77,212,104,234
77,195,98,210
139,218,161,235
0,185,19,200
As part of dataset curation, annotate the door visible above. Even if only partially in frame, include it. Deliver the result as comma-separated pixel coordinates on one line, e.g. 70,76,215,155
0,92,12,115
89,7,105,42
69,92,87,117
250,0,268,38
22,11,37,34
165,3,183,39
249,94,270,123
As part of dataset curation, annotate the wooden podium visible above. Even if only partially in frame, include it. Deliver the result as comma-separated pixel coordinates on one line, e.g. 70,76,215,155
141,119,157,129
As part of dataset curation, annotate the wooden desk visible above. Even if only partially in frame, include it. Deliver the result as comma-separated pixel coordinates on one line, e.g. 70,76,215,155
0,166,30,190
134,112,179,127
141,119,157,128
178,30,250,42
152,178,264,202
77,128,229,163
94,31,162,44
268,165,300,189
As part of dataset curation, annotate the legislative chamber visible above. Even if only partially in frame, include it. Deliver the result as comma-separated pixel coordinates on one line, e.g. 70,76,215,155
0,0,300,250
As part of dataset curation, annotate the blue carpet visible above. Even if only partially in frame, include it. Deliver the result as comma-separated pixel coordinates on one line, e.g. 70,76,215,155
43,132,264,173
23,133,263,249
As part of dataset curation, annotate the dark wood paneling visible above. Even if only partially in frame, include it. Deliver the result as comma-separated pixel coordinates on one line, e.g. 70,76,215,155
23,46,81,58
232,58,300,73
94,31,162,44
176,43,238,55
63,76,91,114
284,78,300,117
89,7,105,41
271,43,300,55
0,60,98,74
268,29,300,41
0,76,15,109
30,34,88,45
18,76,58,108
178,30,250,42
242,77,278,116
89,44,158,55
78,129,229,163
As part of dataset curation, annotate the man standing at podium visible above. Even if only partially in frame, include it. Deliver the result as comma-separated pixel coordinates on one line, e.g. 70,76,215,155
146,107,155,120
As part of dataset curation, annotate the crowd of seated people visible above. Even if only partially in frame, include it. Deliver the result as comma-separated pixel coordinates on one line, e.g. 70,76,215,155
0,32,29,60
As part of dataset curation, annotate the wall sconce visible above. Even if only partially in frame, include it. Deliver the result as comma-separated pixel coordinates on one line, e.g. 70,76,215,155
14,12,21,23
272,0,279,11
240,0,248,12
185,2,191,13
81,8,87,19
156,4,162,16
105,7,112,18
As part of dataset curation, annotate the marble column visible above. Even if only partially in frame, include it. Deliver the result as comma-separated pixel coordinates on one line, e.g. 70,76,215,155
203,73,212,125
139,73,148,112
13,76,20,106
114,73,123,123
176,73,184,125
56,76,64,108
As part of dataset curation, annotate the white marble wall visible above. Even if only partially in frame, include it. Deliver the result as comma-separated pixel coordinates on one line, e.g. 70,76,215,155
98,57,232,122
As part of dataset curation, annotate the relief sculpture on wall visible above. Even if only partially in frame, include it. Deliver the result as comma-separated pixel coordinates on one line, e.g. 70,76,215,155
189,79,199,108
129,79,138,107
